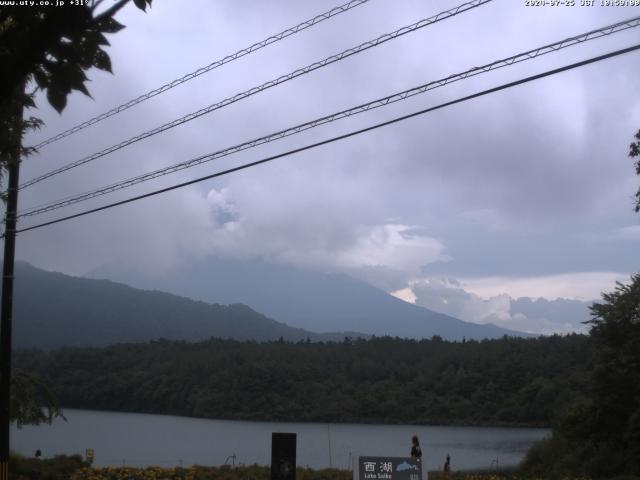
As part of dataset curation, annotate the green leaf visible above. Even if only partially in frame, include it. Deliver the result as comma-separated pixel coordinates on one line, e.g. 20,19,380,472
133,0,150,11
22,95,36,109
98,17,125,34
93,49,112,73
75,81,91,98
84,29,110,47
33,68,49,90
47,87,67,113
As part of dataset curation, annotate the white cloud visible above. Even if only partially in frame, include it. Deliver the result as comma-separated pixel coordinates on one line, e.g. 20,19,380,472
332,224,448,272
459,272,630,301
406,277,592,335
16,187,218,277
203,187,448,284
611,225,640,241
411,277,513,324
579,225,640,243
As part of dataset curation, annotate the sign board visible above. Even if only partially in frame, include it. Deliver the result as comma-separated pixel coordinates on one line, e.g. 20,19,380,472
357,456,422,480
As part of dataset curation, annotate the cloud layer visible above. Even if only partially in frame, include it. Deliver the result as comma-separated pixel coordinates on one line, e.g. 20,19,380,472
396,277,593,335
7,0,639,335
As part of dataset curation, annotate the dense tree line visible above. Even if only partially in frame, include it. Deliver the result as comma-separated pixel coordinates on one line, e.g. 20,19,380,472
522,275,640,478
15,334,591,427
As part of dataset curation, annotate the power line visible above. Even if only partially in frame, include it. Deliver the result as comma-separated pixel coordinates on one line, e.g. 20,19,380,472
30,0,372,150
20,0,492,190
17,15,640,219
12,43,640,236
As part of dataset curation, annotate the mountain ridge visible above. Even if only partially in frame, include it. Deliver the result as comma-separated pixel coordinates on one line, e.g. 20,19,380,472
87,256,530,340
12,261,360,349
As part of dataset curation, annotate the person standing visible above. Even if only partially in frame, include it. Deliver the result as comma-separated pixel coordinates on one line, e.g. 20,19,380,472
411,436,425,480
444,454,451,472
410,435,422,459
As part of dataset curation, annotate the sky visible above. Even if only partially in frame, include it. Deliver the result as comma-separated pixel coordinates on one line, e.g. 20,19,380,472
10,0,640,334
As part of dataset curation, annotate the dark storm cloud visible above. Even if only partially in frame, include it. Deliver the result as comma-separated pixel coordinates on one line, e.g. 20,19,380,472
9,0,639,332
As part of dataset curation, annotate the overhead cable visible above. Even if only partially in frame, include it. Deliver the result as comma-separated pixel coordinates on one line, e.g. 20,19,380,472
20,0,492,189
12,43,640,236
17,15,640,218
30,0,373,150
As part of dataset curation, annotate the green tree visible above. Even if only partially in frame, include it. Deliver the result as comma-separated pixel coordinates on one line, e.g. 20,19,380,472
630,129,640,212
1,0,152,428
586,275,640,475
522,278,640,478
10,369,64,428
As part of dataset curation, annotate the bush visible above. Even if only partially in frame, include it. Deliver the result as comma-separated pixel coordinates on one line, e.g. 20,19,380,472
9,453,88,480
67,465,352,480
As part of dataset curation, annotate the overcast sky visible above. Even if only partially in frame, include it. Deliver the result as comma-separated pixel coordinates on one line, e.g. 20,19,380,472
11,0,640,333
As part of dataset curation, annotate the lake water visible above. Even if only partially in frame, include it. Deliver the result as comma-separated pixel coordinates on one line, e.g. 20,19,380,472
11,409,549,471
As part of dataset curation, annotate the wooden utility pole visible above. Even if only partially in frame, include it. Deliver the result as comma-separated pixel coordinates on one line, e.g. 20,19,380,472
0,96,23,480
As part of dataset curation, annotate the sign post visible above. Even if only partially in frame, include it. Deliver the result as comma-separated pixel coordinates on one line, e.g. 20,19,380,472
271,432,296,480
356,456,422,480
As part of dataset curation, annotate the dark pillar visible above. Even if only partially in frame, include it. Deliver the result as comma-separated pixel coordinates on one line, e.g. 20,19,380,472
271,432,296,480
0,94,23,480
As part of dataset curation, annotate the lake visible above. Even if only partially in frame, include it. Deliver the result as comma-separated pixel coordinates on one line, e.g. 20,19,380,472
11,409,549,471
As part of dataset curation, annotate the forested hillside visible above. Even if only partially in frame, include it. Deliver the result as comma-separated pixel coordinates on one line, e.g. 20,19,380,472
12,262,351,348
15,334,592,427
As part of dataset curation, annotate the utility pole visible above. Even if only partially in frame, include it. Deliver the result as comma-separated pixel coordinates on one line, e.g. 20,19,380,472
0,95,23,480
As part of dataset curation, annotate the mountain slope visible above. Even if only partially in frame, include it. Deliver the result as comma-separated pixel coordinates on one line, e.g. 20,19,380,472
89,256,529,340
12,262,342,349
